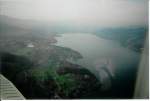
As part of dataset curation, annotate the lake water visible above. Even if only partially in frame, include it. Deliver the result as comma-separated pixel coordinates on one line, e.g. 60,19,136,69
55,33,140,92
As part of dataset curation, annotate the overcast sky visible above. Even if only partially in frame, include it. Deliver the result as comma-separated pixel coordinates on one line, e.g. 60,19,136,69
0,0,148,27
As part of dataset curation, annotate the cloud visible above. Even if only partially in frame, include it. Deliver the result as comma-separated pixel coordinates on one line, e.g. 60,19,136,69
0,0,148,27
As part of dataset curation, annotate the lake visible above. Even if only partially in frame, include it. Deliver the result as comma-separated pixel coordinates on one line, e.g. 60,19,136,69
55,33,140,94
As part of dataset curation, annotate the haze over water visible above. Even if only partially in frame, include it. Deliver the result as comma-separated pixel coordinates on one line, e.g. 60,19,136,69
55,33,140,89
0,0,148,99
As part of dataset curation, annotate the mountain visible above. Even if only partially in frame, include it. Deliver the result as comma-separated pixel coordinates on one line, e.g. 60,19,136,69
94,27,148,52
0,15,103,99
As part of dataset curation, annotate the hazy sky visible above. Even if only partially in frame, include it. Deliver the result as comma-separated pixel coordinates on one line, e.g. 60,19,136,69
0,0,148,27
